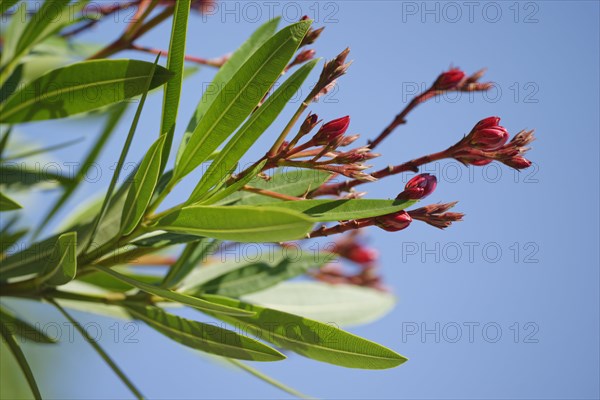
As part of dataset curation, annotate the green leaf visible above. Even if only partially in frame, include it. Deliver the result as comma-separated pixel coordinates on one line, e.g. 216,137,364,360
0,163,76,188
77,270,163,293
189,59,319,202
0,307,57,344
131,231,202,248
198,160,267,205
0,59,173,123
216,169,331,206
120,135,166,235
202,294,408,370
14,0,73,56
2,137,83,161
243,282,396,328
0,191,21,211
37,232,77,286
0,0,73,85
0,321,42,400
161,238,219,288
92,265,254,317
262,198,417,221
0,1,89,87
1,232,64,280
84,56,161,252
176,17,280,166
126,305,284,362
174,20,311,179
186,249,334,298
0,2,27,70
0,0,20,15
153,205,315,242
159,0,191,171
0,228,28,252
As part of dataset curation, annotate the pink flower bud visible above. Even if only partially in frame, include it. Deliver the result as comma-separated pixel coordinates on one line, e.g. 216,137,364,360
470,116,509,150
313,116,350,145
397,173,437,200
289,49,316,68
375,211,413,232
504,156,532,169
432,68,465,91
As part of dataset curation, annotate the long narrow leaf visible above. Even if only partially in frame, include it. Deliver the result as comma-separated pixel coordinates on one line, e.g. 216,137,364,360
0,59,172,123
186,250,333,298
202,295,408,370
174,20,311,179
242,282,396,328
0,307,57,344
188,59,319,202
159,0,191,171
262,199,417,221
0,0,20,15
126,305,284,362
92,265,254,317
175,17,280,166
0,191,21,211
153,205,315,242
161,238,219,288
83,56,161,253
120,135,166,235
0,321,42,400
215,169,331,206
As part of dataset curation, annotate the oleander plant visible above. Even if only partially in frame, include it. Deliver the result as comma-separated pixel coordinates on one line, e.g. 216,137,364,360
0,1,535,399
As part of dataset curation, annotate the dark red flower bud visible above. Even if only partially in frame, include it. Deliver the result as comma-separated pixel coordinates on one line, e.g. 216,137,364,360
397,173,437,200
504,156,532,169
470,159,493,166
313,116,350,145
346,245,378,264
374,211,412,232
432,68,465,91
470,116,509,150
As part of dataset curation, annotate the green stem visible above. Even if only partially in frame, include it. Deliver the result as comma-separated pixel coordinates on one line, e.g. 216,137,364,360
227,359,314,399
267,100,310,157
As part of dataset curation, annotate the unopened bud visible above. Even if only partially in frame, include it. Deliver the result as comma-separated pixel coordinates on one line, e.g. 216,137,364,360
299,113,319,136
374,211,413,232
313,116,350,145
469,116,509,150
504,156,532,170
397,173,437,200
301,26,325,46
432,68,465,91
289,49,316,68
334,147,379,164
339,134,360,147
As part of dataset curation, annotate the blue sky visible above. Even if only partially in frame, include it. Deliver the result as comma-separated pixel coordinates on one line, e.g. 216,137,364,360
7,1,600,399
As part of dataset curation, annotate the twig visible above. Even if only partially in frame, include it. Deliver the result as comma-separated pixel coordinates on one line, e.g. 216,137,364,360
129,44,227,67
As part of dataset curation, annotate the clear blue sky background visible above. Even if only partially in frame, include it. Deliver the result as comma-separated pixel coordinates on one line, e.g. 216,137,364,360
7,1,600,399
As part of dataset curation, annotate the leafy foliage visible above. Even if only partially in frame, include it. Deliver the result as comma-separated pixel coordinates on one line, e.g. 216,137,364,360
0,2,535,398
